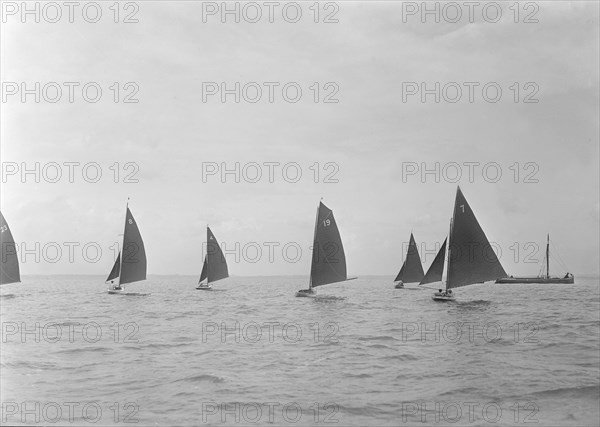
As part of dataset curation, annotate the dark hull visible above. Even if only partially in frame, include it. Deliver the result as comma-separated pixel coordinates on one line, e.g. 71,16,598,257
496,277,574,284
432,292,455,301
295,289,316,298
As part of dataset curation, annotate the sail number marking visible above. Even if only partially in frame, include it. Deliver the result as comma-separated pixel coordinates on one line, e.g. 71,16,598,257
322,219,331,227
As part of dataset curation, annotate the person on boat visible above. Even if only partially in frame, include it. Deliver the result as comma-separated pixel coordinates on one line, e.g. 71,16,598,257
438,289,442,293
564,272,570,278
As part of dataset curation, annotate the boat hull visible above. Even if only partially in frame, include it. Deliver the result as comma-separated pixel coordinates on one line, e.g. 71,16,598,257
295,289,316,298
495,277,574,284
107,290,145,296
196,284,213,290
394,283,404,289
432,292,455,301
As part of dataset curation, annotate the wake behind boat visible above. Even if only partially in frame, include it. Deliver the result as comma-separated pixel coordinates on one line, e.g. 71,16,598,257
393,232,424,289
296,201,356,297
196,226,229,290
105,201,147,294
432,186,507,301
496,234,574,284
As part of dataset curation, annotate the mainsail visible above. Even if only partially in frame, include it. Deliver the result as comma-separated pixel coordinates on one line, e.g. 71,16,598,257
1,211,20,285
446,187,507,289
420,238,447,285
203,227,229,284
394,233,425,283
119,207,147,285
106,253,121,282
310,202,348,287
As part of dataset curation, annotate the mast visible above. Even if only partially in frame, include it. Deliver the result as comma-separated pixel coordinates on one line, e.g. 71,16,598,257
546,233,550,279
309,200,321,290
445,217,453,290
118,198,129,287
206,224,210,285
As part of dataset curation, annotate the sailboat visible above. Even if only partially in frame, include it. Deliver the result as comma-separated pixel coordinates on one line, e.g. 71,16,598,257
296,201,356,297
196,226,229,290
419,238,447,286
495,234,574,284
394,233,424,288
1,211,20,285
432,186,507,301
106,201,147,294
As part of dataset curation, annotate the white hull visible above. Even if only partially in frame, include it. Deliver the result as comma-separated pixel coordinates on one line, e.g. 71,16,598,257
196,284,213,290
107,289,145,296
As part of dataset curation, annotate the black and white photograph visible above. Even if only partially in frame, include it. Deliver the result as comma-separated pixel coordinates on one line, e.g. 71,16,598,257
1,1,599,425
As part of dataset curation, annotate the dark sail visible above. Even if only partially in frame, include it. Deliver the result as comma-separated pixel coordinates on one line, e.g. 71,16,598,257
198,256,208,283
1,211,20,285
394,233,425,283
206,227,228,284
120,207,147,285
420,238,446,285
310,202,348,287
447,187,507,289
106,252,121,282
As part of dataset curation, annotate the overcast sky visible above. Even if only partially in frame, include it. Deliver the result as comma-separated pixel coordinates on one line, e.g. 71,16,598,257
1,1,598,277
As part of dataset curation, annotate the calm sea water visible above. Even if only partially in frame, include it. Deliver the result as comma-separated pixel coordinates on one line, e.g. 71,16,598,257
1,276,599,426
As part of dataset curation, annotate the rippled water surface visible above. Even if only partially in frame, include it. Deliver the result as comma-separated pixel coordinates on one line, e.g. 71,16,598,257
1,276,599,426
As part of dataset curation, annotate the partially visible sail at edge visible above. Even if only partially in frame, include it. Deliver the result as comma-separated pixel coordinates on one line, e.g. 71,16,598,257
1,211,21,285
202,227,229,284
447,187,507,289
119,207,147,285
106,253,121,283
420,238,447,285
310,202,348,287
394,233,424,283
